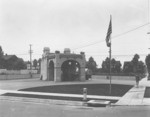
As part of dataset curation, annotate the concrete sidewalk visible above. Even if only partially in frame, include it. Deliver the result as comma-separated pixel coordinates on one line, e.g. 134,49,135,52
116,77,150,106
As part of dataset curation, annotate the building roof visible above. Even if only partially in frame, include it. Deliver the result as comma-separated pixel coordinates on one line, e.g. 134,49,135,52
3,55,17,60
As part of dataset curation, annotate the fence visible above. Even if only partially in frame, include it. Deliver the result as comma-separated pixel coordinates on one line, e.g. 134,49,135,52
94,72,134,76
0,69,38,75
92,75,135,81
0,74,40,80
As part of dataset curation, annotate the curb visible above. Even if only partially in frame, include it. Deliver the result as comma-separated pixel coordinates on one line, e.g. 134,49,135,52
0,89,121,101
0,96,83,106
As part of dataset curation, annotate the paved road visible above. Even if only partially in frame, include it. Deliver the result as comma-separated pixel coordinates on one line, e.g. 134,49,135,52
0,77,148,117
0,99,150,117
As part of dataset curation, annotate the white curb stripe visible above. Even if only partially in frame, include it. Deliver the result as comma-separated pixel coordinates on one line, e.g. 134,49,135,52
0,89,120,100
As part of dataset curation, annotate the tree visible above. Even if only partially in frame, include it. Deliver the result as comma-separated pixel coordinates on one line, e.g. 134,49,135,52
123,62,133,74
0,46,4,69
4,55,18,70
14,58,26,70
114,60,122,73
2,55,26,70
137,61,146,74
0,46,4,58
33,59,38,69
86,57,97,74
37,58,41,73
132,54,140,74
38,58,41,66
145,54,150,79
123,54,145,76
102,57,110,73
0,46,26,70
101,57,122,73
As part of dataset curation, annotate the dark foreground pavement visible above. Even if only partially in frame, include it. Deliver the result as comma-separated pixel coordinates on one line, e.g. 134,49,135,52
0,99,150,117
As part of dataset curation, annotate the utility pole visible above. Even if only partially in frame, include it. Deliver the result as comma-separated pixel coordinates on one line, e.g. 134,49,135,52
148,0,150,53
29,44,33,71
148,0,150,35
147,0,150,79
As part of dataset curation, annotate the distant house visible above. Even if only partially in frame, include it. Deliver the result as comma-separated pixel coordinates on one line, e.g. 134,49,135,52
112,60,122,73
0,55,17,69
3,55,18,61
2,55,17,69
2,54,26,70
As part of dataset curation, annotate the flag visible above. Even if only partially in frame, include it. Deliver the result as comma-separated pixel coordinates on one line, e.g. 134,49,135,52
106,16,112,47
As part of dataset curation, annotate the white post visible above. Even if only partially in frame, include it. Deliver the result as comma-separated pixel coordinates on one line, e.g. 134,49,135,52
83,88,87,101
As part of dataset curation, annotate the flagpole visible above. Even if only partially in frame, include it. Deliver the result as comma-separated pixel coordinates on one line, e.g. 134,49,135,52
105,15,112,95
109,15,112,96
109,36,112,95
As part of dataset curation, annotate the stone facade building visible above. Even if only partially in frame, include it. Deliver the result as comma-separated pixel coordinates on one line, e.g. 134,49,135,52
40,47,86,82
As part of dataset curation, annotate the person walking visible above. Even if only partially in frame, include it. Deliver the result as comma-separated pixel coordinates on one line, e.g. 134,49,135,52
135,74,140,88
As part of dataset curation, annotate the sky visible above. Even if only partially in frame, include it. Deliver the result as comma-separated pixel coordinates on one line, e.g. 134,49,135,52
0,0,150,67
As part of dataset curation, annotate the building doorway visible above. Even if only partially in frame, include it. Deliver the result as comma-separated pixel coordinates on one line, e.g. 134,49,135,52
61,60,80,81
48,61,54,81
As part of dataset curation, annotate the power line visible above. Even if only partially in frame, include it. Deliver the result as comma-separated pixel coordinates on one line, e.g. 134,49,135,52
72,22,150,50
17,53,147,57
13,23,150,57
15,53,41,56
72,40,104,50
86,54,147,57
